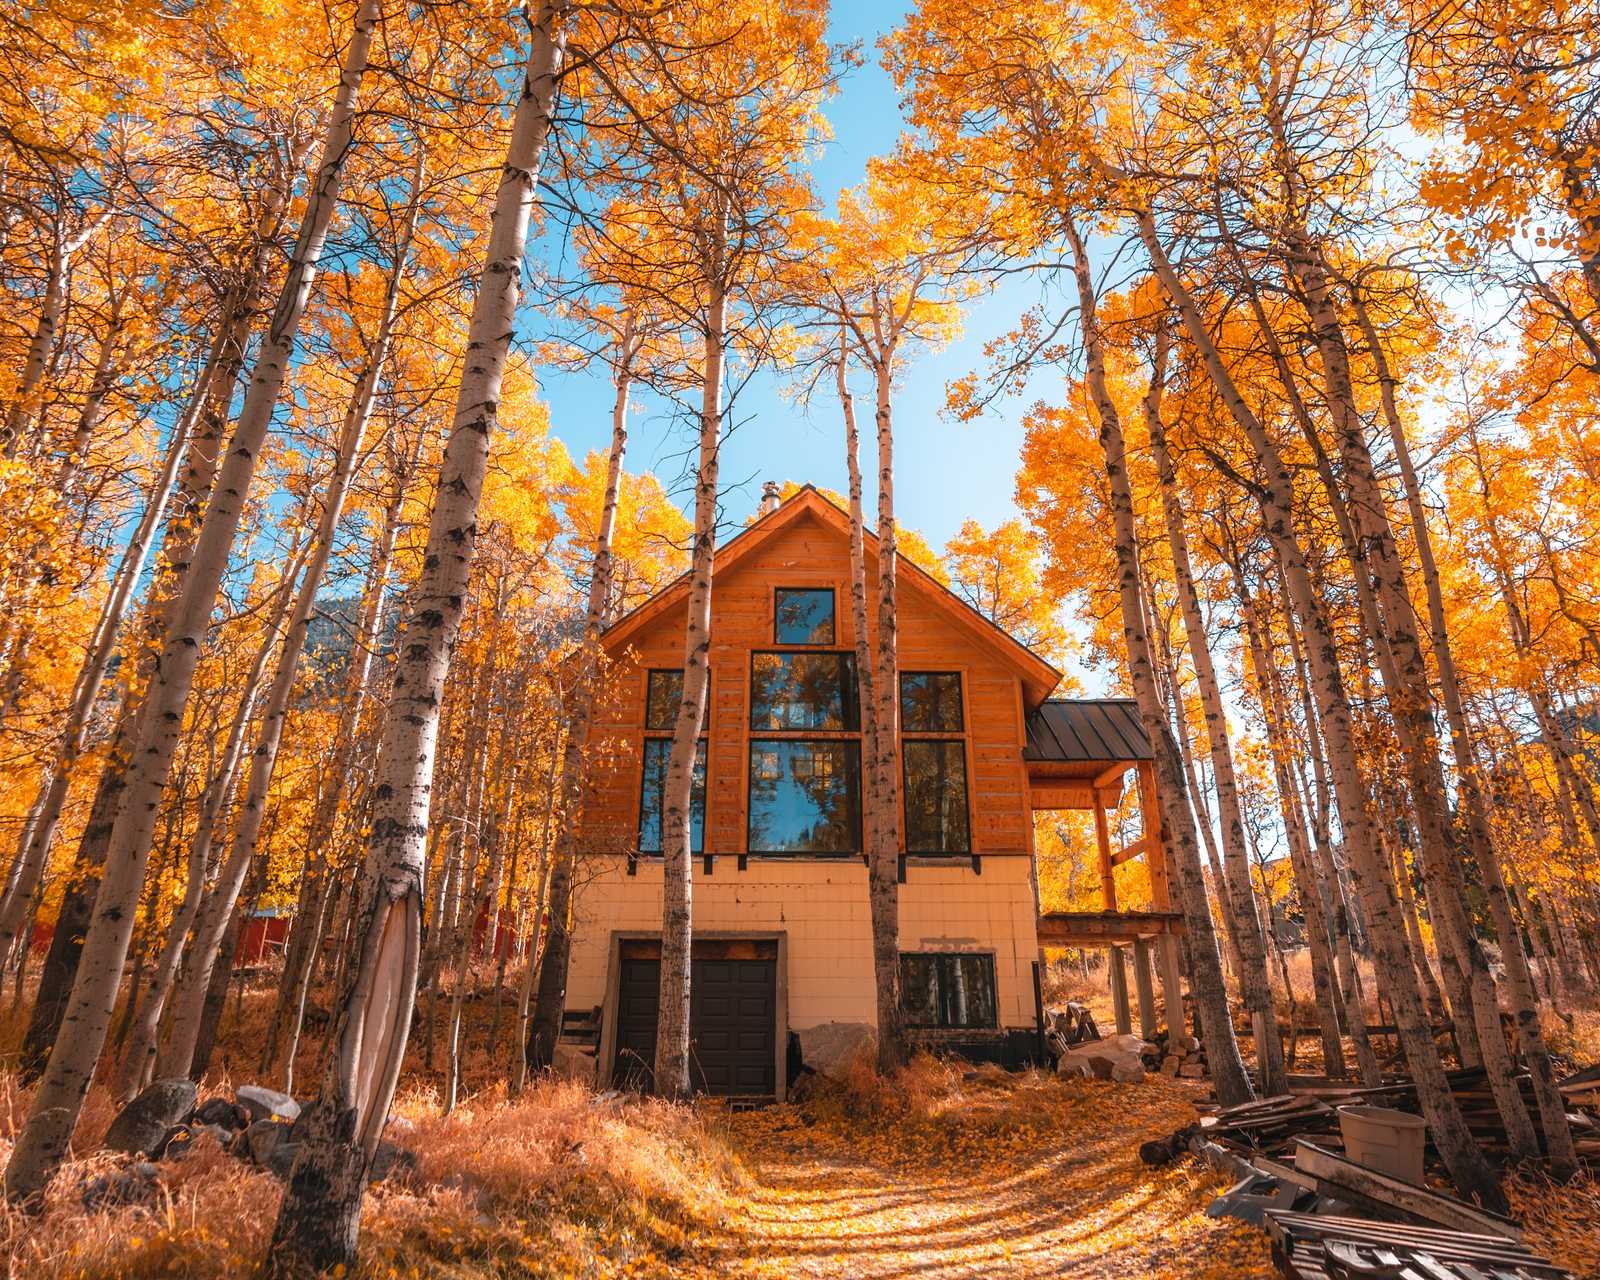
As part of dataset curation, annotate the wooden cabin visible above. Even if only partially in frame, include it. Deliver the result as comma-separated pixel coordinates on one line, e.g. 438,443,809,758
562,485,1184,1099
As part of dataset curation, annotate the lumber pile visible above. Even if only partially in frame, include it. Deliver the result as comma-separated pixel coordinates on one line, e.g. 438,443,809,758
1139,1061,1600,1280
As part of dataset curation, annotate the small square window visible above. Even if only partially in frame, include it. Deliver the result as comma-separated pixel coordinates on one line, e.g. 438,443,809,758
774,588,835,645
899,953,997,1028
645,670,683,732
900,672,964,732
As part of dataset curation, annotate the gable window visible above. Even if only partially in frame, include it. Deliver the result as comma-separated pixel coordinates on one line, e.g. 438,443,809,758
638,669,705,854
900,671,963,732
750,652,859,731
899,952,997,1028
747,739,861,854
899,672,969,854
774,587,835,645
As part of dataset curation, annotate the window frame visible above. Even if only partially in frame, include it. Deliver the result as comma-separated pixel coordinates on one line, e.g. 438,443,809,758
744,736,863,857
898,951,999,1029
772,585,838,646
900,736,972,855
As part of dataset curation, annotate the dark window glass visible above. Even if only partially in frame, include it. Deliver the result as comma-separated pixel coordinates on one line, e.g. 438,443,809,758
645,670,684,732
750,652,858,731
899,953,997,1028
903,740,970,853
900,672,964,733
638,738,705,854
746,739,861,854
774,588,835,644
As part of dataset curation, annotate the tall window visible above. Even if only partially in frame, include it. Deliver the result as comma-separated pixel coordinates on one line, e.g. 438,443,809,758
900,952,997,1028
747,651,861,855
774,587,835,645
900,672,969,854
638,669,705,854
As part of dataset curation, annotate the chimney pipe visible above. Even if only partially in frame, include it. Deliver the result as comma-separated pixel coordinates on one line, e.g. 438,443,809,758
760,481,781,516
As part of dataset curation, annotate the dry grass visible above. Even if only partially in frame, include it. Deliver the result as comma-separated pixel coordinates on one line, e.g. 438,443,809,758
0,1073,746,1279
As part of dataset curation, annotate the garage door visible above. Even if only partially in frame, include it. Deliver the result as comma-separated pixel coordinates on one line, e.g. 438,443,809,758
612,939,777,1097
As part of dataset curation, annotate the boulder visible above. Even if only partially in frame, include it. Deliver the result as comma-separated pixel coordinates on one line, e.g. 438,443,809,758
1055,1057,1093,1079
236,1085,300,1123
104,1079,197,1156
1180,1061,1207,1079
194,1096,249,1130
1058,1033,1152,1083
1160,1055,1181,1077
245,1119,292,1165
796,1022,877,1079
82,1161,161,1211
551,1042,597,1085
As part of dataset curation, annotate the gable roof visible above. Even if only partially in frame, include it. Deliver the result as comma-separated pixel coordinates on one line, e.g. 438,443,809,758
600,485,1064,705
1023,698,1151,763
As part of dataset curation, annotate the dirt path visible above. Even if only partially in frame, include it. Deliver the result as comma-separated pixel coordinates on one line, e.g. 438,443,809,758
696,1074,1276,1279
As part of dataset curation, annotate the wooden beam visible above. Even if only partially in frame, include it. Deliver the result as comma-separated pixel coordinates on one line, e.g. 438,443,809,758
1109,945,1131,1035
1093,800,1117,911
1112,833,1150,866
1037,910,1185,946
1093,761,1129,788
1292,1141,1523,1241
1158,933,1184,1040
1132,938,1158,1040
1028,783,1094,811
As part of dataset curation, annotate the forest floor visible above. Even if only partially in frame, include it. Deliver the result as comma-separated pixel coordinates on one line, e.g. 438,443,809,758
4,978,1600,1277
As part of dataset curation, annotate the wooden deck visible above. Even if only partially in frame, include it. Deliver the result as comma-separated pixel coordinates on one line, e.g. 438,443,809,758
1037,909,1184,946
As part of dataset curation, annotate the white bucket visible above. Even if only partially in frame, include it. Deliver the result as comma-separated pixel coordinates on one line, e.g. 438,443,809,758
1337,1104,1428,1185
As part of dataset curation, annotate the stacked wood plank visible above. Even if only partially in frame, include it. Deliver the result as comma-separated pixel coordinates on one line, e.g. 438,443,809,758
1266,1212,1571,1280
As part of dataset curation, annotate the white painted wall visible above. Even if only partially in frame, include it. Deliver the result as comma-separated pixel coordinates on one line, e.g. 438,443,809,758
567,854,1040,1031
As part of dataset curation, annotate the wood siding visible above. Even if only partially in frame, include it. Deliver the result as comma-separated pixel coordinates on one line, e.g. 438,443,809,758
581,507,1036,858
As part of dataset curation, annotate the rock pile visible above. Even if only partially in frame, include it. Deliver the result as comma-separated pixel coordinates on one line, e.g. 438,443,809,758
1153,1030,1209,1080
1056,1033,1153,1082
87,1079,416,1206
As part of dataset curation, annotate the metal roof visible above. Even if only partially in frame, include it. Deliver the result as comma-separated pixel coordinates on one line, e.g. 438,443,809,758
1023,698,1152,763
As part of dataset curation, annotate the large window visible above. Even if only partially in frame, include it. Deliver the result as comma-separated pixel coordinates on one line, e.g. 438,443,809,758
638,668,705,854
899,672,969,855
750,652,858,731
774,587,835,644
900,952,997,1029
903,740,970,854
747,739,861,854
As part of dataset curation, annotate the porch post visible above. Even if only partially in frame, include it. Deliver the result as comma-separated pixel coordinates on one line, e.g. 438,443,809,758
1132,937,1158,1040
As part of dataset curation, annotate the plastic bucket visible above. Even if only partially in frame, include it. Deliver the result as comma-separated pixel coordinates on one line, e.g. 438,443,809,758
1337,1104,1427,1185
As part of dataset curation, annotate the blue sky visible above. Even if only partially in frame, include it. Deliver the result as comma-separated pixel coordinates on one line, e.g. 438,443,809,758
533,5,1057,558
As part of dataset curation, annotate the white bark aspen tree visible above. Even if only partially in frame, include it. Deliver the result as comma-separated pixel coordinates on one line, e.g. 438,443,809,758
159,244,407,1081
3,0,380,1205
116,570,297,1100
1348,298,1581,1167
836,329,878,862
1066,222,1253,1105
865,327,908,1074
269,8,569,1268
266,435,413,1086
527,310,636,1073
655,255,725,1101
1140,324,1286,1094
3,211,111,455
1134,209,1502,1207
0,410,194,972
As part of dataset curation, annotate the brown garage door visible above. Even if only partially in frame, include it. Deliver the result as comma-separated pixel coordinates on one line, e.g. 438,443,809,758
612,939,777,1097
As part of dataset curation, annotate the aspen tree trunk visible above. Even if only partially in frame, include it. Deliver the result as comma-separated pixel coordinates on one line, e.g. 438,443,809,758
18,132,310,1079
159,214,408,1082
1281,244,1535,1152
527,315,635,1074
867,345,906,1075
1142,326,1285,1094
3,0,380,1204
512,744,562,1096
0,413,192,970
1135,211,1501,1205
1067,222,1252,1105
266,452,408,1086
655,267,725,1101
269,10,569,1268
116,592,286,1100
837,329,878,856
1226,538,1350,1078
3,214,109,453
